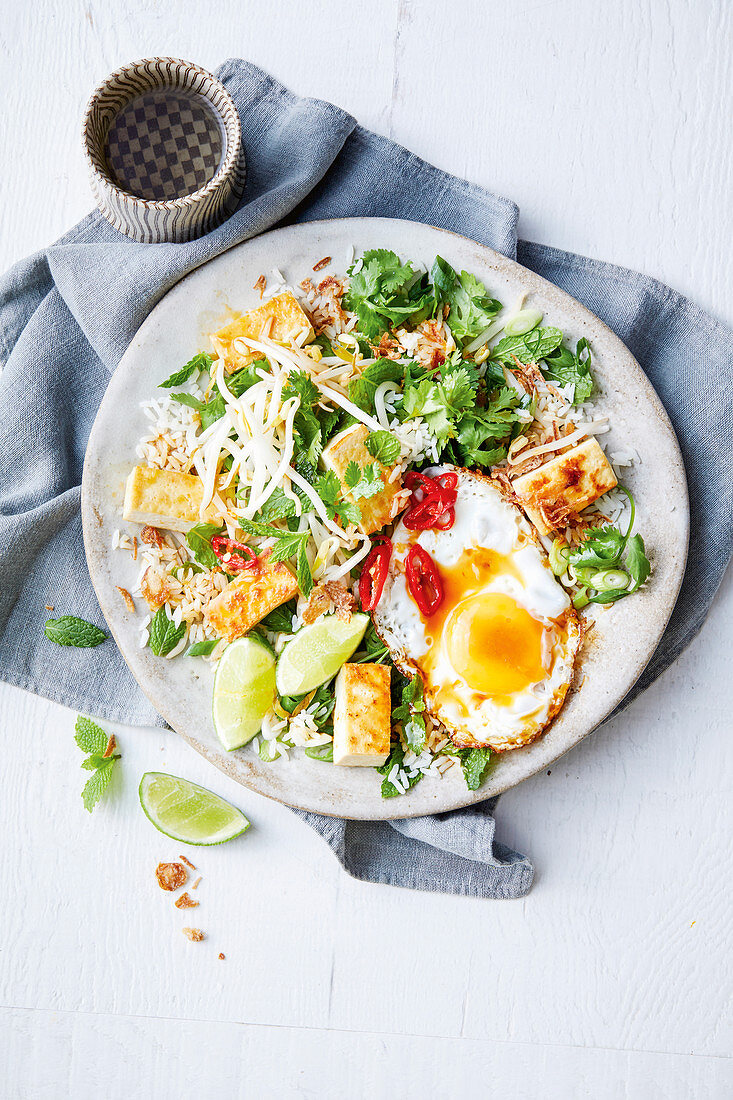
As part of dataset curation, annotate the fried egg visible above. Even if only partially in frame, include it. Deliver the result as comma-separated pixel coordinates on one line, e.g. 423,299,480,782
373,467,582,751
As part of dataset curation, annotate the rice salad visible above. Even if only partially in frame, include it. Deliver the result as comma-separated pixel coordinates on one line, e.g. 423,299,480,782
115,249,651,798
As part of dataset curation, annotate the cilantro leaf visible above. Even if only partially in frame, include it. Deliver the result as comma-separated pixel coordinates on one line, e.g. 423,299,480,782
148,607,187,657
81,758,115,813
343,461,384,501
344,251,433,341
283,369,321,408
542,338,594,404
74,715,108,755
44,616,107,648
625,534,651,592
431,256,501,342
159,352,213,389
364,429,401,466
393,673,427,755
186,522,224,568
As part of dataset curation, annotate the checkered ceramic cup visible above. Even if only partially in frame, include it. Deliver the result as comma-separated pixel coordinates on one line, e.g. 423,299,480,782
82,58,246,243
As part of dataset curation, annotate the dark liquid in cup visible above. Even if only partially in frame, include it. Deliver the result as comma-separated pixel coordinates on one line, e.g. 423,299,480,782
105,90,225,201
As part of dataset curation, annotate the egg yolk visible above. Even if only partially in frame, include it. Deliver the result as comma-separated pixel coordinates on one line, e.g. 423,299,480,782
445,592,547,697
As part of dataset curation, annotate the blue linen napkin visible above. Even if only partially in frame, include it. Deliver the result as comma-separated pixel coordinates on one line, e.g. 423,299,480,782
1,61,730,899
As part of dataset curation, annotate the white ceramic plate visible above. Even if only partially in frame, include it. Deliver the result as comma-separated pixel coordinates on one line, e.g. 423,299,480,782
81,218,689,819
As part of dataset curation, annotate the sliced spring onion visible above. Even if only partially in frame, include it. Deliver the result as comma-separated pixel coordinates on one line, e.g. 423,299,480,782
591,568,631,591
549,539,571,576
573,589,590,610
258,739,280,763
504,308,543,337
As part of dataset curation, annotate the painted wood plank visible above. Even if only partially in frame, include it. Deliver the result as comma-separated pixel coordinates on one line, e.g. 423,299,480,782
3,1007,731,1100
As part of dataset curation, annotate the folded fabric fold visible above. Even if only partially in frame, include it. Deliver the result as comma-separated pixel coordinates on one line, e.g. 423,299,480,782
0,59,730,899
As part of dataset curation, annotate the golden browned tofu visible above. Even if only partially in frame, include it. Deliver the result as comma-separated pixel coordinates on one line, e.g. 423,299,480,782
332,663,392,766
513,437,618,535
205,561,299,642
123,466,217,533
210,293,314,372
321,424,403,535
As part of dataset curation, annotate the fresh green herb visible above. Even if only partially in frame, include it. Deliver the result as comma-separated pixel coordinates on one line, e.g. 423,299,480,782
343,249,433,341
457,746,492,790
392,673,427,755
74,715,120,812
565,489,651,604
348,358,406,415
159,352,213,389
343,460,384,501
364,429,401,466
431,256,501,342
543,338,594,404
228,359,269,397
186,522,224,568
185,639,219,657
304,743,334,762
492,326,563,366
352,620,390,663
44,616,107,648
377,742,424,798
261,600,297,634
238,519,313,596
148,607,187,657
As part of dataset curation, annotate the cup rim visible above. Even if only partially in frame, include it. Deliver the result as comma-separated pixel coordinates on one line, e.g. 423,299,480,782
82,56,242,211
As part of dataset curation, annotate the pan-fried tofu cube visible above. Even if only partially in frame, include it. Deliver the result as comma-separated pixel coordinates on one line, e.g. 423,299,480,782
333,663,392,767
205,561,299,642
210,292,314,372
513,437,618,535
123,466,217,533
321,424,403,535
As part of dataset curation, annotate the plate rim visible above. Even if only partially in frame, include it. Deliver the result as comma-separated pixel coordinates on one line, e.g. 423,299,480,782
81,215,689,819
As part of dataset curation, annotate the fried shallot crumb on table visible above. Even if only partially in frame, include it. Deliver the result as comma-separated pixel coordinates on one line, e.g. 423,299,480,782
313,255,331,271
174,892,199,910
191,876,202,890
156,862,187,891
179,855,196,870
218,953,225,960
182,928,205,942
116,586,135,611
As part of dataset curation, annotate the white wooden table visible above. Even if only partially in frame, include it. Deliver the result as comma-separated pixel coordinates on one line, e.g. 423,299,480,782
1,2,731,1096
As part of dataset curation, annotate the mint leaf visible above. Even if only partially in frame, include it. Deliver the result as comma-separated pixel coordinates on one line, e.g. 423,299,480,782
261,600,297,633
542,338,594,404
186,639,219,657
296,539,314,597
74,715,108,755
492,326,563,366
228,359,268,397
377,742,424,798
256,486,298,523
81,754,108,771
44,616,107,648
81,758,114,813
186,522,223,568
364,429,401,465
431,257,502,342
148,607,187,657
458,746,492,790
159,352,213,389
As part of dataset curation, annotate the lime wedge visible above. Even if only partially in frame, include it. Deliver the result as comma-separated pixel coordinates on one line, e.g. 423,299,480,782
213,635,276,750
139,772,249,845
276,612,369,696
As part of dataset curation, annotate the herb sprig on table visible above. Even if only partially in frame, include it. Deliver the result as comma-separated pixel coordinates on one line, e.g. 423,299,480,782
74,716,121,812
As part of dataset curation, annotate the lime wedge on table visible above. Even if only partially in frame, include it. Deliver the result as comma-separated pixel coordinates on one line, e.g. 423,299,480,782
139,773,249,846
213,635,276,750
276,612,369,696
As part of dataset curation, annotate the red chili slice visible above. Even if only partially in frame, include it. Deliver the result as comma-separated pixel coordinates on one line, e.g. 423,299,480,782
405,544,444,617
211,535,258,573
402,469,458,531
359,536,392,611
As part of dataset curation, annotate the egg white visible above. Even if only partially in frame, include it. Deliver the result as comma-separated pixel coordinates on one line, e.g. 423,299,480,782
373,466,582,751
